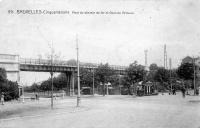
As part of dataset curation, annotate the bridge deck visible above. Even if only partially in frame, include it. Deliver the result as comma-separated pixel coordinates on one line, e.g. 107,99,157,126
19,58,127,74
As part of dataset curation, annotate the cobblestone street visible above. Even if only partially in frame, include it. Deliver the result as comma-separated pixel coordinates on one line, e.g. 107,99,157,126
0,93,200,128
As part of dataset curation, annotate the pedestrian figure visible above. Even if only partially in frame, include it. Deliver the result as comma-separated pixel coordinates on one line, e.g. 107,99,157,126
35,94,38,100
1,93,4,105
172,89,176,95
181,87,186,98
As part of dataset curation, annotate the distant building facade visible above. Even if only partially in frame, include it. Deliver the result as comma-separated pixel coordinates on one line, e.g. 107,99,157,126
181,56,193,64
0,54,20,82
181,56,200,92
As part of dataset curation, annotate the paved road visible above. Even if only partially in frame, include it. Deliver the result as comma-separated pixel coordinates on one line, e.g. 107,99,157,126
0,93,200,128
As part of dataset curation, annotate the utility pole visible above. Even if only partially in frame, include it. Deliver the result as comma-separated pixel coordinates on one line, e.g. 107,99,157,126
72,71,75,96
107,83,109,95
144,50,148,69
76,35,81,107
119,75,121,95
50,43,54,109
169,58,172,93
22,83,25,103
193,56,196,95
93,68,95,96
144,50,148,67
164,44,167,69
18,58,21,101
166,52,168,69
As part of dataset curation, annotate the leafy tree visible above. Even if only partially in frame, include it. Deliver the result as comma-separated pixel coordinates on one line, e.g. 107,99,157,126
80,68,93,88
95,63,115,96
109,74,120,87
31,83,40,93
5,81,19,101
0,68,7,93
53,74,68,90
154,67,170,82
177,63,194,80
0,68,7,83
153,67,171,90
177,62,196,89
126,61,146,83
40,80,51,92
122,61,146,94
149,63,159,71
0,68,19,101
147,63,159,82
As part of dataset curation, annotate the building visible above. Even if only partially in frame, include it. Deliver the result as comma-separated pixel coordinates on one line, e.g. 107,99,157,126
181,56,200,94
0,54,20,82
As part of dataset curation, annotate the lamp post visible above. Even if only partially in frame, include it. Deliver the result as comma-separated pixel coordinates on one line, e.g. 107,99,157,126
93,68,95,96
169,58,172,94
193,56,196,95
76,35,81,107
47,42,54,109
50,46,54,109
22,83,24,103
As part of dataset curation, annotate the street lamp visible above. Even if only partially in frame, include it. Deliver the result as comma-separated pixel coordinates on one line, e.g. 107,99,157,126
193,56,196,95
48,42,54,109
93,68,95,96
76,35,81,107
22,83,25,103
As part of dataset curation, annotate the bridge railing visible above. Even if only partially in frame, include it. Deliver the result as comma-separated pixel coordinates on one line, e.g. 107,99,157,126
20,58,127,71
20,58,98,68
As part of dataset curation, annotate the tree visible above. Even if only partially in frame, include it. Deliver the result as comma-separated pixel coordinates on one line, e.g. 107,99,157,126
40,80,52,95
95,63,115,96
126,61,146,83
30,83,40,93
0,68,7,83
5,81,19,101
147,63,158,82
177,62,195,89
177,62,194,80
0,68,19,101
80,68,93,88
153,67,170,90
149,63,159,71
0,68,7,94
154,67,169,82
122,61,146,94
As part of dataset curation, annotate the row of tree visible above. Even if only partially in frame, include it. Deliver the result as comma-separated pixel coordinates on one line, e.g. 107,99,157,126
0,56,196,101
26,58,196,95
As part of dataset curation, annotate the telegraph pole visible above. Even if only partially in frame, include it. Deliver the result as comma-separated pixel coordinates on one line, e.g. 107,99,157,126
76,35,81,107
144,50,148,69
169,58,172,93
166,52,168,69
50,43,54,109
22,83,25,103
72,71,75,96
193,56,196,95
164,44,167,69
93,68,95,96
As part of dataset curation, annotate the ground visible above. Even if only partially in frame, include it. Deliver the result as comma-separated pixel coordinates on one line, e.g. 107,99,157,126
0,92,200,128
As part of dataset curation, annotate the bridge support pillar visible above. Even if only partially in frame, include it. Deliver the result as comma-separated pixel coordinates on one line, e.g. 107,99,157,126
65,72,74,96
71,71,75,96
65,72,70,96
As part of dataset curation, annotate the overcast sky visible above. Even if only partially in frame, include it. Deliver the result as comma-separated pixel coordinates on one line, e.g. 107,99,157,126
0,0,200,85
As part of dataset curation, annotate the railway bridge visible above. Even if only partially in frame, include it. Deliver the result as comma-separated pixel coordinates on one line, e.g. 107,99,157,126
0,54,127,92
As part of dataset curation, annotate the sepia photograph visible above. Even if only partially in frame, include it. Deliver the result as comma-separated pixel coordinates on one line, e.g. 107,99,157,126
0,0,200,128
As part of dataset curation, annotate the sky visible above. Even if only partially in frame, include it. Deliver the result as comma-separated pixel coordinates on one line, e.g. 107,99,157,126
0,0,200,85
